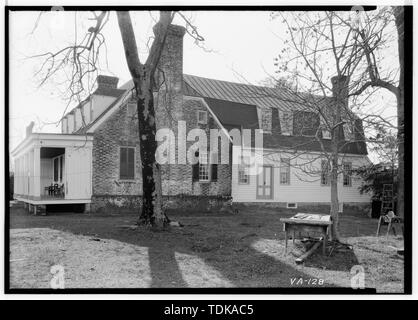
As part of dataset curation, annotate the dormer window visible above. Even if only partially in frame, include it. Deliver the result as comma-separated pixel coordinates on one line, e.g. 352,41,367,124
343,123,355,141
197,110,208,125
293,111,319,137
322,129,331,139
127,102,137,119
261,108,272,133
279,111,293,136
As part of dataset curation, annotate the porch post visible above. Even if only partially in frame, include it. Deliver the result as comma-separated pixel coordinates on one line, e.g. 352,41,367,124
33,146,41,198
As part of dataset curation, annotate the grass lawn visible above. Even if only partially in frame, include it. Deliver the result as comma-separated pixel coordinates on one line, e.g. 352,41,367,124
9,204,404,292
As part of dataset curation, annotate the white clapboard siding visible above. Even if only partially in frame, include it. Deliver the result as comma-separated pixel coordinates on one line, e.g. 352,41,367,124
232,151,371,204
65,146,92,199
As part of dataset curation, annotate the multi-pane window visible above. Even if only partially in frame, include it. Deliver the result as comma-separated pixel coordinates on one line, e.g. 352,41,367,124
343,162,352,187
261,109,272,133
127,102,136,119
238,156,250,184
293,111,320,136
198,151,210,181
322,129,331,139
120,147,135,180
343,124,354,141
280,158,291,185
321,160,330,186
279,111,293,135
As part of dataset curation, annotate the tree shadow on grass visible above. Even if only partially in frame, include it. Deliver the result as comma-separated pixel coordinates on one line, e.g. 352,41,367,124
10,207,360,289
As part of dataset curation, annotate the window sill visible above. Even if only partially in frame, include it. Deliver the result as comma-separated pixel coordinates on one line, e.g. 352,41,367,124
118,179,136,183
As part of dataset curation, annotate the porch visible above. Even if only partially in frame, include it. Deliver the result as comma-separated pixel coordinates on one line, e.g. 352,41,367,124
11,133,94,211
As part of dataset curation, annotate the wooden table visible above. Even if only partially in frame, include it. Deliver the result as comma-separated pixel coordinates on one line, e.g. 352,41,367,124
280,213,332,255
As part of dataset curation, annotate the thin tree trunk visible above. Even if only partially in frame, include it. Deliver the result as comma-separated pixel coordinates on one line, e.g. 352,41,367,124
329,75,348,242
330,147,340,241
394,6,404,219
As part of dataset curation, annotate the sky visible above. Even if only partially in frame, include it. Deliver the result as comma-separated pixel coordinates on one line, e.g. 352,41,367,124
9,9,398,163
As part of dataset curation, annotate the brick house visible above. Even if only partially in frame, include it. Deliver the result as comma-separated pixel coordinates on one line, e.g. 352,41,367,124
12,24,371,214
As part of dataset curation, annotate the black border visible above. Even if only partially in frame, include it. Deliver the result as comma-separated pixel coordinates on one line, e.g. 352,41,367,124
4,5,412,295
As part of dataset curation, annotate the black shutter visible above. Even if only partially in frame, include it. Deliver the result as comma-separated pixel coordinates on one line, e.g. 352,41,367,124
211,164,218,181
120,148,127,179
192,163,199,181
127,148,135,179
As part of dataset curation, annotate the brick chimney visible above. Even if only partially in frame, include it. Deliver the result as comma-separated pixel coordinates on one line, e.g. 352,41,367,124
96,75,119,90
331,75,349,101
153,24,186,127
331,75,353,142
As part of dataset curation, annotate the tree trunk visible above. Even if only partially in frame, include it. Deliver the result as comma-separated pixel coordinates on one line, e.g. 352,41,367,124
117,11,170,228
135,70,168,228
330,148,340,241
394,6,404,219
329,75,349,242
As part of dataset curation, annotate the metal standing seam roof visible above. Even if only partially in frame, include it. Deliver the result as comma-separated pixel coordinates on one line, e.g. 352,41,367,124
68,74,367,155
182,74,332,112
117,74,333,113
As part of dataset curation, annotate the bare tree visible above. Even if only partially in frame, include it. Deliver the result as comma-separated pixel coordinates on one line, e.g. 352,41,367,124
267,10,400,240
31,11,202,228
349,7,405,219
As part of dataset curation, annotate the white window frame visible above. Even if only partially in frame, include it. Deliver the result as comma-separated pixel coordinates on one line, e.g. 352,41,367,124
280,111,293,136
198,151,210,181
343,162,352,187
238,156,250,184
322,129,331,139
127,102,136,119
52,154,64,183
197,110,208,125
320,160,330,186
119,146,136,181
280,158,291,185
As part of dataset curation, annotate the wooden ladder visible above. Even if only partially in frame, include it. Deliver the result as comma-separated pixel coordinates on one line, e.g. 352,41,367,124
381,184,394,215
376,184,399,237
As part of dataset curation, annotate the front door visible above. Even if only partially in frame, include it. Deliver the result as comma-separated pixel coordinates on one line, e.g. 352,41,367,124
257,166,273,199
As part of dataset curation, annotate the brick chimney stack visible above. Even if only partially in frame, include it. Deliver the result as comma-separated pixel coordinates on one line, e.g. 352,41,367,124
331,75,349,102
96,75,119,90
153,24,186,127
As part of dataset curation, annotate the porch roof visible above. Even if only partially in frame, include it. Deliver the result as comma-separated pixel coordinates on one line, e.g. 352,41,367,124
11,133,94,158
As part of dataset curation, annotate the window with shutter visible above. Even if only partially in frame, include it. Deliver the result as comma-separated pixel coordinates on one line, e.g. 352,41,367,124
120,147,135,180
198,151,210,181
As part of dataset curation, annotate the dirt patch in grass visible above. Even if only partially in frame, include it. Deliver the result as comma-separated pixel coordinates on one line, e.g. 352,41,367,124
9,206,404,292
